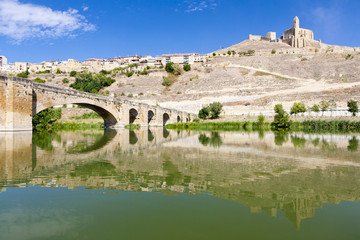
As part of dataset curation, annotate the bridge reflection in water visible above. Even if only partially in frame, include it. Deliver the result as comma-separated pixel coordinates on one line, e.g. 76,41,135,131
0,130,360,229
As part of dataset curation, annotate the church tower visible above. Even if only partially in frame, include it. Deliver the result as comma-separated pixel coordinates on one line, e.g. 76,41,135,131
293,16,299,28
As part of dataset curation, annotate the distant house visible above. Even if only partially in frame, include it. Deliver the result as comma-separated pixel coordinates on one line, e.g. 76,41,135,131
161,53,204,65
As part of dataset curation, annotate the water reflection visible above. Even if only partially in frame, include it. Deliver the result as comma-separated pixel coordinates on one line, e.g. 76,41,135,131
0,129,360,230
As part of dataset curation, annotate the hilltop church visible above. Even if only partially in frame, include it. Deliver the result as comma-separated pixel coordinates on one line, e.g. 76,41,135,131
249,16,316,48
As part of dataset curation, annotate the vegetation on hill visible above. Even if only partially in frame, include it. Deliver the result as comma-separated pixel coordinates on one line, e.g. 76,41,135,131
70,72,115,94
17,70,29,78
198,102,223,119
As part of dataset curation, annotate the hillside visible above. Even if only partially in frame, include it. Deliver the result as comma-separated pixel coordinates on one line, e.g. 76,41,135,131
24,40,360,118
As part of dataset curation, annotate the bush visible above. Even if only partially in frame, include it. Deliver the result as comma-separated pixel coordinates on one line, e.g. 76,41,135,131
209,102,223,119
162,78,172,87
247,50,255,55
319,100,330,111
32,107,62,130
227,50,231,55
257,114,265,126
36,70,50,74
198,107,210,119
165,62,174,73
62,78,69,83
212,53,216,57
193,117,200,123
17,70,29,78
183,64,191,72
347,99,359,116
34,77,45,83
271,104,291,130
100,70,111,75
127,94,133,98
70,71,77,77
56,68,61,74
271,49,276,54
126,71,134,77
290,102,306,115
311,104,320,112
172,64,183,75
69,73,115,94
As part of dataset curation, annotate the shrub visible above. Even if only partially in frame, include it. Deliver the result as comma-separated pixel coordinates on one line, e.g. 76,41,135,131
139,92,144,96
227,50,231,55
32,107,62,130
127,94,133,97
345,54,354,60
247,50,255,55
212,53,216,57
56,68,61,74
62,78,69,83
34,77,45,83
319,100,330,111
271,104,291,130
70,71,77,77
17,70,29,78
257,114,265,126
198,107,210,119
209,102,223,119
347,99,359,116
311,104,320,112
165,62,174,73
290,102,306,115
172,64,183,76
36,70,50,74
271,49,276,54
126,71,134,77
100,70,111,75
193,117,200,123
162,78,172,87
183,64,191,72
69,73,115,94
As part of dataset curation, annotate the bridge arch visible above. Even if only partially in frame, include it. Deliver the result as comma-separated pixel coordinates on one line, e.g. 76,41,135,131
177,115,181,123
129,108,138,124
163,113,170,126
148,110,155,124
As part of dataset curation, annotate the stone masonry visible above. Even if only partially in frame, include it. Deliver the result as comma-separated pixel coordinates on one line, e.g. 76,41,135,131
0,76,195,131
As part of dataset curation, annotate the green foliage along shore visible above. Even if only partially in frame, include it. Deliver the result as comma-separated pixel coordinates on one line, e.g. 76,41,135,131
70,72,115,94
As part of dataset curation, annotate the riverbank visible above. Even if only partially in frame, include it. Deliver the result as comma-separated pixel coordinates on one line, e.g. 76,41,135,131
166,120,360,133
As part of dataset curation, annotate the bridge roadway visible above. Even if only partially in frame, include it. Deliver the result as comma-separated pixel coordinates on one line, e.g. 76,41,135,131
0,76,196,131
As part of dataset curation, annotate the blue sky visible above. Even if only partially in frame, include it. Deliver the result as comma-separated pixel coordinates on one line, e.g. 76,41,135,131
0,0,359,63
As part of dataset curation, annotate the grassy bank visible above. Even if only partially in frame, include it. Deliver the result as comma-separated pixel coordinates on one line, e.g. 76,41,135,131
51,122,104,130
166,121,270,131
166,120,360,133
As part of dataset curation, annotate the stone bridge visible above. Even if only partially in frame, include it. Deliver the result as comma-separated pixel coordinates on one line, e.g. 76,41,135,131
0,76,196,131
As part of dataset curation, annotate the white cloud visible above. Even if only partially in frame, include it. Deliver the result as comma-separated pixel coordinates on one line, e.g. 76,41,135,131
82,6,89,12
184,0,217,13
0,0,95,43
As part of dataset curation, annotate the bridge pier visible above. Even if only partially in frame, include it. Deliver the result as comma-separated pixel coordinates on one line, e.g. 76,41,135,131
0,77,33,131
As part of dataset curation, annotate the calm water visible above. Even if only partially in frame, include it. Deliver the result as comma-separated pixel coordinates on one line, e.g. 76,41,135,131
0,129,359,240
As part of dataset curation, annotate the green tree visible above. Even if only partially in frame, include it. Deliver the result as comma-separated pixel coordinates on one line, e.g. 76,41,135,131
183,64,191,72
70,71,77,77
32,107,62,130
17,71,29,78
247,50,255,55
198,107,210,119
212,53,216,57
290,102,306,115
319,100,330,112
34,77,45,83
69,73,115,94
62,78,69,83
271,49,276,54
165,62,174,73
56,68,61,74
271,104,291,130
311,104,320,112
227,50,231,55
209,102,223,119
347,136,358,152
347,99,358,116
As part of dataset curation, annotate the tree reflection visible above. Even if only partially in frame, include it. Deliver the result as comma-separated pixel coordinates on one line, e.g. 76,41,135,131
347,136,359,152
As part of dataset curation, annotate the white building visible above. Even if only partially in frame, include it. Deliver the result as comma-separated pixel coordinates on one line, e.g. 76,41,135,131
0,56,7,65
161,53,204,65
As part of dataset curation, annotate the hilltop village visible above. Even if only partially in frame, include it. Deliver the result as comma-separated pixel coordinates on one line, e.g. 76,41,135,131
1,17,360,119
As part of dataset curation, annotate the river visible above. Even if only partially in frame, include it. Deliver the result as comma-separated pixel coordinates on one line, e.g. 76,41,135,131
0,129,359,240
